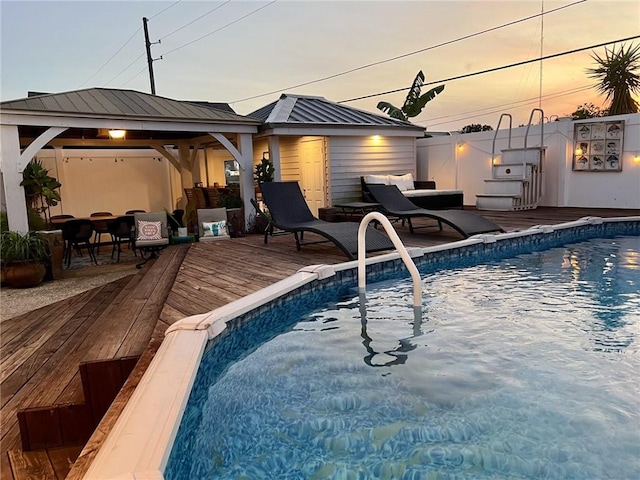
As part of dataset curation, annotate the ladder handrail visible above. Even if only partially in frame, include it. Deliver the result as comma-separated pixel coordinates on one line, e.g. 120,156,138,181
491,113,513,161
357,212,422,307
524,108,544,149
523,108,544,180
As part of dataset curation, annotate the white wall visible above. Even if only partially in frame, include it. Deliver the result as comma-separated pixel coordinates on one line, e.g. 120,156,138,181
329,135,417,205
417,114,640,209
37,149,174,217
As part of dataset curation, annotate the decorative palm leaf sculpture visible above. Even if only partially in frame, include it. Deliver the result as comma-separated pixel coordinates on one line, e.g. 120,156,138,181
377,70,444,121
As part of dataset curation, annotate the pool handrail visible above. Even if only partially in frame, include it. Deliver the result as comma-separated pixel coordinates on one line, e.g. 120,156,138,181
357,211,422,307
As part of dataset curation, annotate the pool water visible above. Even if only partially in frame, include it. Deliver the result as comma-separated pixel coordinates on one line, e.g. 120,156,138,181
166,236,640,479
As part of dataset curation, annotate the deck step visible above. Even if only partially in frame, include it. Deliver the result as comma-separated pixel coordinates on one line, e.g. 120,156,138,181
482,179,525,195
476,194,519,211
17,356,139,451
492,163,535,179
501,147,545,165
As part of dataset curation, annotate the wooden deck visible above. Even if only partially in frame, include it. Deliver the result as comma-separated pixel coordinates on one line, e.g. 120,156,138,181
1,207,638,480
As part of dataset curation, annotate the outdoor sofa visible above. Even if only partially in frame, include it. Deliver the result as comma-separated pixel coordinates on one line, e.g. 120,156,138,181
361,173,463,210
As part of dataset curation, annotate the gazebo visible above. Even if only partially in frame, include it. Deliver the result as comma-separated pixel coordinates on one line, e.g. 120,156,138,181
0,88,261,232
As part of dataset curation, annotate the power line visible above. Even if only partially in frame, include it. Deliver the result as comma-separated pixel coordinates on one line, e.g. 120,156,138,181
148,0,183,20
422,85,593,128
159,1,231,41
160,0,278,58
104,53,146,87
118,65,149,89
231,0,586,104
107,0,278,87
79,1,182,88
77,27,141,88
339,34,640,104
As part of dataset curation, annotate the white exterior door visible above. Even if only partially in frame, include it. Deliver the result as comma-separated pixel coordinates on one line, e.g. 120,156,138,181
299,137,326,215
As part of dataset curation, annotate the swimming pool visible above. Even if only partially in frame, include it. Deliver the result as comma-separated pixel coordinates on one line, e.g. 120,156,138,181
165,235,639,479
83,216,640,479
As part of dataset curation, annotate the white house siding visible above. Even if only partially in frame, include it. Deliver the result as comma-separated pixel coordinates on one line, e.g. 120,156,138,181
36,149,173,217
329,135,417,205
278,136,304,181
201,147,236,187
418,113,640,209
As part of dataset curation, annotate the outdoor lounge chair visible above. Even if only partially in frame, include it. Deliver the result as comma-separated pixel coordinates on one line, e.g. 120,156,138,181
366,184,504,237
259,181,394,260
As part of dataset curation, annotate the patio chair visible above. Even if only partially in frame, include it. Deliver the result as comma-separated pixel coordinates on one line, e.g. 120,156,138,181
61,219,97,267
90,211,113,254
259,181,394,260
133,211,170,269
366,184,504,237
108,215,135,262
197,208,231,242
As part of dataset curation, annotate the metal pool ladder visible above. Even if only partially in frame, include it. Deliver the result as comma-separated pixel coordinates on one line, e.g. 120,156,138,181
357,212,422,308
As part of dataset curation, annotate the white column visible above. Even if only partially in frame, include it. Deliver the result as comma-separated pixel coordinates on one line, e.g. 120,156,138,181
237,133,255,230
268,136,281,181
177,144,194,191
0,125,29,232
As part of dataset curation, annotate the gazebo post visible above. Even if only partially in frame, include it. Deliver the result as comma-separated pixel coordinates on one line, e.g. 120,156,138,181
1,125,29,232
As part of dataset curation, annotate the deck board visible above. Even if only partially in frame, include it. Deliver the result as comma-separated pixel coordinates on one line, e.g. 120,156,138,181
1,207,638,480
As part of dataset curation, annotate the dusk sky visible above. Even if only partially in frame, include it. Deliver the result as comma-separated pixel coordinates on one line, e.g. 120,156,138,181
1,0,639,132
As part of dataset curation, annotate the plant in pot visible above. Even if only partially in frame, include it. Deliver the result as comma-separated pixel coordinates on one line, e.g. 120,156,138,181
252,156,273,232
20,159,62,226
166,203,195,238
254,156,274,187
0,230,50,287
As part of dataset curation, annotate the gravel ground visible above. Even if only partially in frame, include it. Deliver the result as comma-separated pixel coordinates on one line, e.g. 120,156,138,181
1,262,138,322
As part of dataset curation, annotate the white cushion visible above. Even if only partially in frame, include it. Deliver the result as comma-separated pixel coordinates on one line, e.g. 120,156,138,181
403,189,463,197
363,174,390,185
202,220,228,237
136,220,162,240
389,173,415,192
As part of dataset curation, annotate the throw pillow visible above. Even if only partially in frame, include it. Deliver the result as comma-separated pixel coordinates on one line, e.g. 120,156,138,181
389,173,415,192
363,174,390,185
137,220,162,240
202,220,228,237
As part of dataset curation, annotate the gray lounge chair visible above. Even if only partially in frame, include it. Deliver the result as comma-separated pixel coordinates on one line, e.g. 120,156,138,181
367,184,504,237
259,181,394,260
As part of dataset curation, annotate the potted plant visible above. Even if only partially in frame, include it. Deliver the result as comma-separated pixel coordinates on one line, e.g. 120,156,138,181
0,230,50,287
166,203,195,237
254,155,274,189
20,159,62,226
254,156,274,183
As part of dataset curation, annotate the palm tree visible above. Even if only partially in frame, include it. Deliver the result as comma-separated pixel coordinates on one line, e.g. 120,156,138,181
587,43,640,115
377,70,444,121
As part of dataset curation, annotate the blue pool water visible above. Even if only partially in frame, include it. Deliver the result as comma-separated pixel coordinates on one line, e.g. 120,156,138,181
166,236,640,479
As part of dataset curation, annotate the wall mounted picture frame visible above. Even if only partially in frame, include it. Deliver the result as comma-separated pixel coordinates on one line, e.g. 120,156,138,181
573,120,624,172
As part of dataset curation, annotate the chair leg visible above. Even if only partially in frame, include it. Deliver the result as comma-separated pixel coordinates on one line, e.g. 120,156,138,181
294,232,302,251
64,242,72,268
86,242,98,265
136,247,160,269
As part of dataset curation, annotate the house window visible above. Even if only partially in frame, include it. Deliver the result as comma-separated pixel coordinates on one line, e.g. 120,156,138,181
224,160,240,185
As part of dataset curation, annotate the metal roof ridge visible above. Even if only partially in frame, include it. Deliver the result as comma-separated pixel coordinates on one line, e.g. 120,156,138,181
267,95,298,123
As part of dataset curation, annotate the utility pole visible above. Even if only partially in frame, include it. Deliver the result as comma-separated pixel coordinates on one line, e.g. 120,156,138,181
143,17,156,95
